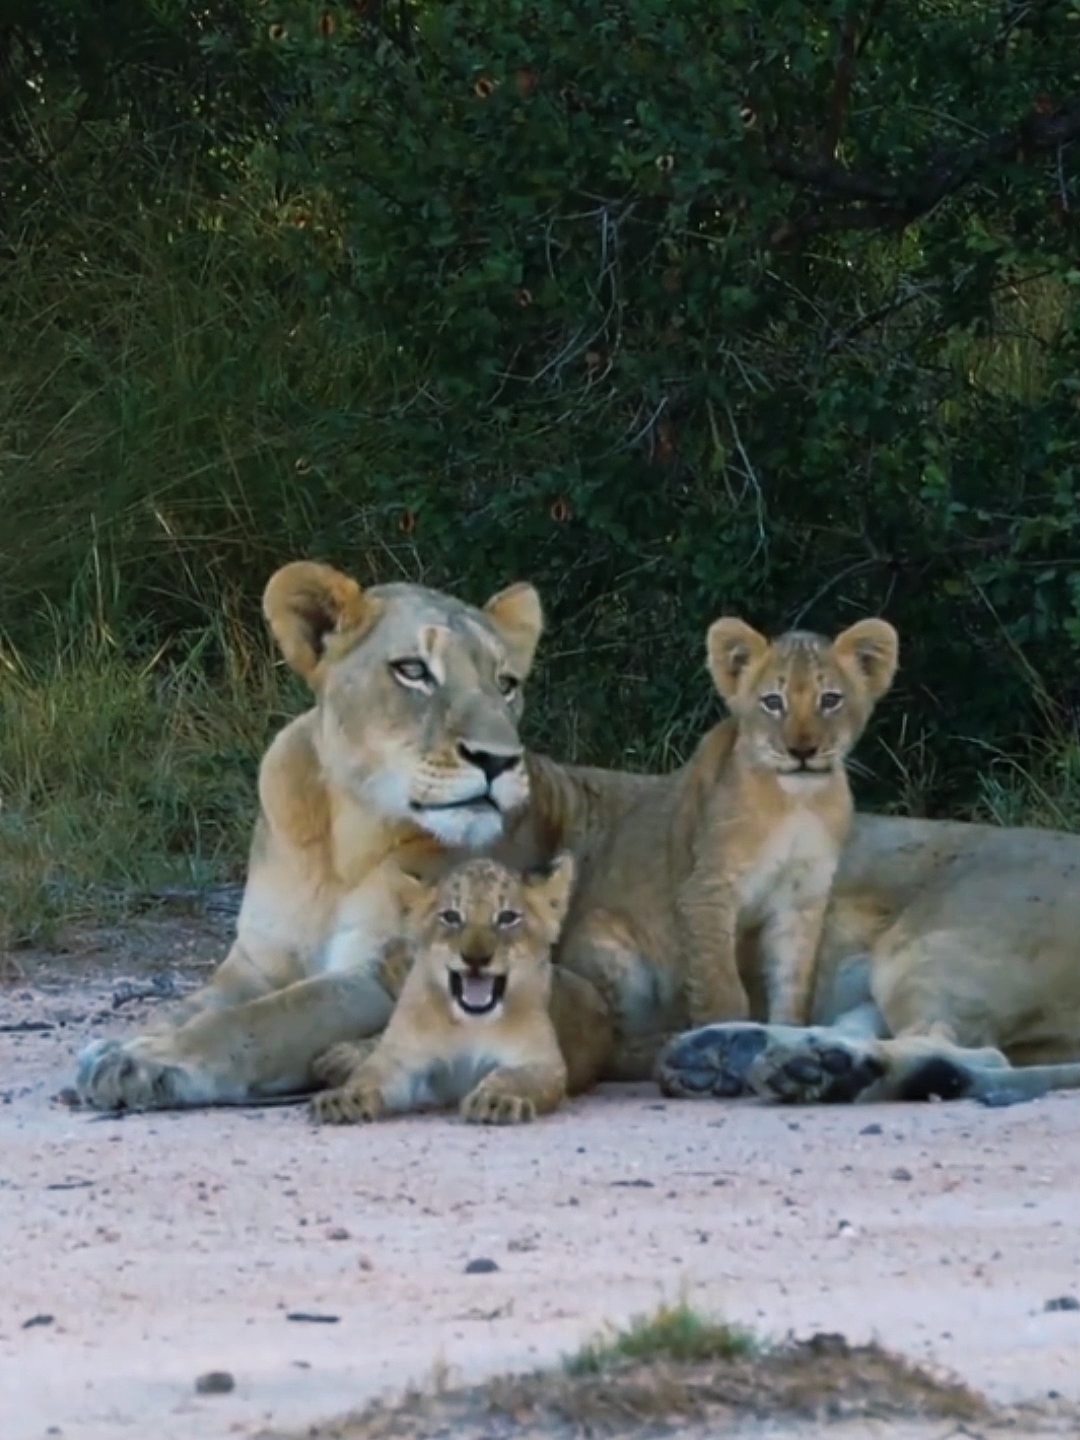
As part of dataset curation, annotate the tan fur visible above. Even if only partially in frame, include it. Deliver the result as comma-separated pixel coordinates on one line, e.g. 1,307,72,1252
310,856,611,1125
680,617,897,1027
74,562,1080,1113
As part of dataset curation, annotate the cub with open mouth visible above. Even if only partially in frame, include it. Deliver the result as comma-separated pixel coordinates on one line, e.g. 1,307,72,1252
310,854,612,1125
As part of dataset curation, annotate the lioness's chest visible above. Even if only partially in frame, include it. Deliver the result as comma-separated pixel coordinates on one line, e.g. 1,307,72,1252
738,810,837,926
317,878,406,975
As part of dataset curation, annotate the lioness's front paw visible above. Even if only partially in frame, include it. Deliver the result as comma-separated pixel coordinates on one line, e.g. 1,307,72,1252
461,1087,537,1125
746,1030,886,1105
310,1040,378,1090
76,1036,206,1112
310,1082,385,1125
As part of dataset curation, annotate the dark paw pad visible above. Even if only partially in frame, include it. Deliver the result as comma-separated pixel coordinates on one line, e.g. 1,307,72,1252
897,1056,973,1103
654,1024,768,1100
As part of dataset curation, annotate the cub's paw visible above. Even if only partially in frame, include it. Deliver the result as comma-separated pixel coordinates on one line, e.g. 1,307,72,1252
310,1040,378,1090
655,1022,774,1099
309,1081,385,1125
747,1030,886,1105
461,1087,537,1125
75,1036,205,1112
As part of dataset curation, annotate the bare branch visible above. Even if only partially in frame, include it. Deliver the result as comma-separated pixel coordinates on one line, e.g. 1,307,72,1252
770,94,1080,244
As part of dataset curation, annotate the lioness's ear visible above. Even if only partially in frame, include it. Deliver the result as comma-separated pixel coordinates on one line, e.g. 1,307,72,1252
523,851,575,938
706,618,770,701
263,561,379,683
832,618,899,700
483,582,544,676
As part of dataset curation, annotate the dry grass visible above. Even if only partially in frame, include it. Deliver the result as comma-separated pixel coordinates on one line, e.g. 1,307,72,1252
259,1310,1002,1440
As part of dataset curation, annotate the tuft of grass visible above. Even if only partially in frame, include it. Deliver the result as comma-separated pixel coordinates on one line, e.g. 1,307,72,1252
564,1299,756,1376
974,732,1080,833
0,604,300,946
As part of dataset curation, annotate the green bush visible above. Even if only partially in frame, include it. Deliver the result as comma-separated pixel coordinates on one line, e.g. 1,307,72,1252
2,0,1079,835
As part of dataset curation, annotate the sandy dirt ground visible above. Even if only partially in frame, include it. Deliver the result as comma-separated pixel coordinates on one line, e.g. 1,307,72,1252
1,917,1078,1440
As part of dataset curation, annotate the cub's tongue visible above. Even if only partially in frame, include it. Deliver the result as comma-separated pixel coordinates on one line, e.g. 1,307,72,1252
461,974,497,1010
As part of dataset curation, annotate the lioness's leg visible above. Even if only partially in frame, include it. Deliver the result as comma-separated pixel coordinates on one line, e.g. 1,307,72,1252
76,970,394,1111
558,927,687,1083
548,969,616,1094
461,1061,568,1125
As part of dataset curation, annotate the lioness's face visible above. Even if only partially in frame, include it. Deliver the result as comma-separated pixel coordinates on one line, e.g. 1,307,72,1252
263,562,544,848
707,617,899,785
404,856,574,1023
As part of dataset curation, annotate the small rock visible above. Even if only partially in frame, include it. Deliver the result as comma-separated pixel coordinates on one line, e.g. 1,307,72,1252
285,1312,339,1323
611,1178,654,1188
890,1167,912,1181
464,1257,499,1274
22,1314,54,1329
860,1122,883,1135
357,1254,374,1271
195,1371,235,1395
1045,1295,1079,1312
325,1226,350,1241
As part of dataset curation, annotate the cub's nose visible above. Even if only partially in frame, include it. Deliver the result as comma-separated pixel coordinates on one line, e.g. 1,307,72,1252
461,948,494,973
457,742,521,784
787,743,819,764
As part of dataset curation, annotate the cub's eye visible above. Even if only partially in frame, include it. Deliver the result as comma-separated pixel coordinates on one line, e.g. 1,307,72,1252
819,690,845,714
759,692,785,716
390,658,434,688
496,673,520,698
438,908,463,928
495,909,522,929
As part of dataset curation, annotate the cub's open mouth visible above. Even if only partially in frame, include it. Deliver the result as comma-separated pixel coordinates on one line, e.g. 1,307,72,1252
448,970,507,1016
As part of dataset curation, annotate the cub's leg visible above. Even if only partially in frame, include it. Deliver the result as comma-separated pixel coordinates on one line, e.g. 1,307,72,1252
461,1058,568,1125
310,1037,382,1090
309,1050,400,1124
77,969,395,1111
678,870,751,1026
759,888,833,1026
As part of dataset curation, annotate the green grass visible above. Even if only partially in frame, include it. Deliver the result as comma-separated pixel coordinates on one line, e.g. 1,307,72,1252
564,1300,757,1376
0,606,299,946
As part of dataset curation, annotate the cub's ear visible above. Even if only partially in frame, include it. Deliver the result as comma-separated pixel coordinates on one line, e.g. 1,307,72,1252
263,561,380,684
523,851,576,939
483,582,544,676
832,618,899,701
393,869,430,928
706,618,770,702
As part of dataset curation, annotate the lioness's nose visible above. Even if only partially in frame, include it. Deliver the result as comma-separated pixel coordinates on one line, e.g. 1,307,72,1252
458,742,521,784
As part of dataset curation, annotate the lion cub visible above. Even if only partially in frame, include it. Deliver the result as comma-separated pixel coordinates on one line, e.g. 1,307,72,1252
681,616,898,1028
310,854,602,1125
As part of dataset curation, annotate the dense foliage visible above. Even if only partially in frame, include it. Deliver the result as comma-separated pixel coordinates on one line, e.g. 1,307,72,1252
2,0,1079,811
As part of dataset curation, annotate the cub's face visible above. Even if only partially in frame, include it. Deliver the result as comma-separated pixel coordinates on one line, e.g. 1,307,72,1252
402,856,574,1023
707,617,899,783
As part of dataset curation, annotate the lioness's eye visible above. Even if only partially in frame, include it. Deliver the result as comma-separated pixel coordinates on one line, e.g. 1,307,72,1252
497,673,520,698
390,658,434,687
819,691,845,714
495,909,522,928
438,908,463,927
760,692,785,716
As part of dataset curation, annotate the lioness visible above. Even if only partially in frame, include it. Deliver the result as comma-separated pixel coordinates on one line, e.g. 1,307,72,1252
74,561,1080,1111
682,616,897,1028
310,855,611,1125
